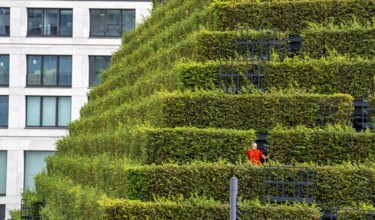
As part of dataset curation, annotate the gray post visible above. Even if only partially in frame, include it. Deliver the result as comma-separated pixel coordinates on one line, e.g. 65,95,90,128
230,176,238,220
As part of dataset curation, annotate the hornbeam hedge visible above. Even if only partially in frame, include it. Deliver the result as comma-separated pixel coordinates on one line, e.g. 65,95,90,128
99,198,321,220
178,57,375,98
46,156,375,209
208,0,375,32
195,23,375,61
267,126,375,164
68,91,352,135
34,174,321,220
57,127,256,164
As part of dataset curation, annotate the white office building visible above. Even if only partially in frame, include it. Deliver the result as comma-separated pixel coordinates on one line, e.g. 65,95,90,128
0,1,152,218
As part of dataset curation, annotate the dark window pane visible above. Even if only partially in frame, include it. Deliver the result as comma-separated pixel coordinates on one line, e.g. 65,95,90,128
90,10,106,36
0,96,8,127
43,56,57,85
28,9,42,36
43,9,58,36
107,10,121,37
59,10,72,36
59,56,72,86
0,204,4,220
0,55,9,86
27,56,42,85
122,10,135,33
89,56,110,87
0,8,10,36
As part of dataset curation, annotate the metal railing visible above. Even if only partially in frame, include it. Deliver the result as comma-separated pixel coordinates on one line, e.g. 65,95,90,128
263,165,314,203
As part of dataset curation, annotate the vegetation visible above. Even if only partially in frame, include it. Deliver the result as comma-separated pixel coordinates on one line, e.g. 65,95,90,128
22,0,375,218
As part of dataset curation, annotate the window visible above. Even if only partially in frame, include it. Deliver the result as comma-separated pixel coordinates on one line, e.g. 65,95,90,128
0,55,9,86
27,9,72,36
0,96,8,127
0,205,5,220
27,55,72,87
90,9,135,37
0,8,10,36
24,151,54,190
0,151,7,195
89,56,111,87
26,96,71,127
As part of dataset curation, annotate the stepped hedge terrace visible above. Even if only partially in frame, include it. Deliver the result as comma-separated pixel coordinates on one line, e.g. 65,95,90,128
19,0,375,218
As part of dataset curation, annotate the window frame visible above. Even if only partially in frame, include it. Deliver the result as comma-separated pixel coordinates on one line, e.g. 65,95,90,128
89,9,135,37
89,55,111,87
0,96,8,128
0,55,9,87
27,8,73,37
0,8,10,37
25,96,71,128
26,55,72,87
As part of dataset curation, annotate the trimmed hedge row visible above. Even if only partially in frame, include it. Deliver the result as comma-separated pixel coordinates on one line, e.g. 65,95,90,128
34,174,321,220
69,91,352,135
301,23,375,58
195,24,375,61
208,0,375,32
177,57,375,98
267,126,375,164
46,156,375,209
100,198,321,220
57,126,256,164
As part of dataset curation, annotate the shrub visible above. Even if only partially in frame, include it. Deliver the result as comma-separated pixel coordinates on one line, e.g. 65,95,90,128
57,126,256,164
178,57,374,98
208,1,375,32
267,125,375,164
99,198,321,220
46,157,375,209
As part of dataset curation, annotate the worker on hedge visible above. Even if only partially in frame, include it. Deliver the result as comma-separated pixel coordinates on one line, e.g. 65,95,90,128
246,142,269,165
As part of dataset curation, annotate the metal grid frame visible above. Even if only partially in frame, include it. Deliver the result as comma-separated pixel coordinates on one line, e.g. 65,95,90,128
219,58,266,93
234,28,286,60
263,165,314,203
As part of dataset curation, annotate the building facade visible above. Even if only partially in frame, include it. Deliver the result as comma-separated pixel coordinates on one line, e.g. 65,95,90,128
0,1,152,218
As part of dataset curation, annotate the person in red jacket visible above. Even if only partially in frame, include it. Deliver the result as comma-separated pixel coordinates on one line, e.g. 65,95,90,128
246,143,269,165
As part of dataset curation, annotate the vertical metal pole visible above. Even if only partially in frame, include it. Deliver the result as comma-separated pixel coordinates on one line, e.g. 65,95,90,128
230,176,238,220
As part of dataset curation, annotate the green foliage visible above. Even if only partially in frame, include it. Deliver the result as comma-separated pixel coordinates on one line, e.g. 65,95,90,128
302,20,375,58
71,90,352,135
46,156,375,208
9,209,21,220
35,174,104,220
99,198,321,220
178,57,375,98
57,126,256,164
268,125,375,164
195,21,375,61
159,91,352,132
208,0,375,32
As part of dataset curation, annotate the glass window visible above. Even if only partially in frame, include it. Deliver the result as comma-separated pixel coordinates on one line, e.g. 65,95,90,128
24,151,54,190
0,205,4,220
0,151,7,195
0,8,10,36
0,96,8,127
27,9,72,37
89,56,111,87
0,55,9,86
27,55,72,87
26,96,71,127
90,9,135,37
